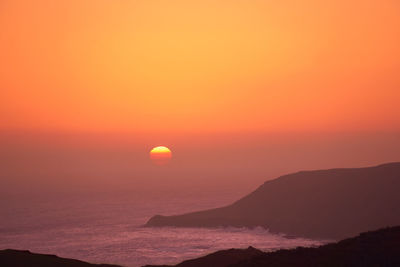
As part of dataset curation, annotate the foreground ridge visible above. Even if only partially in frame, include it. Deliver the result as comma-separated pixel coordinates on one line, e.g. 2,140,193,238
144,226,400,267
0,249,121,267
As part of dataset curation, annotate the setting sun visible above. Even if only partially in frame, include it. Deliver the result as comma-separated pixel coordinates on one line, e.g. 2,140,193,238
150,146,172,165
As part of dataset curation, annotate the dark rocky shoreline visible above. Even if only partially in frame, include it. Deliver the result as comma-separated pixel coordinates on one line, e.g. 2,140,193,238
2,226,399,267
144,226,400,267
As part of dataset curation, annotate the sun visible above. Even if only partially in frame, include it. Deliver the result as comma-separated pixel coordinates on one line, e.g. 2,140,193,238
150,146,172,165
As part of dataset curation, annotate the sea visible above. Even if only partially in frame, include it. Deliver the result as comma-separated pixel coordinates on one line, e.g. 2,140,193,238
0,189,323,267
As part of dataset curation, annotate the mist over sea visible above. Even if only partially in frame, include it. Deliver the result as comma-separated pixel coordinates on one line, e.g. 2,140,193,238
0,188,323,267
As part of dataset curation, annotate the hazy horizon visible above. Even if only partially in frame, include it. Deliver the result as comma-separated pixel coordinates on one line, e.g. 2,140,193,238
1,130,399,198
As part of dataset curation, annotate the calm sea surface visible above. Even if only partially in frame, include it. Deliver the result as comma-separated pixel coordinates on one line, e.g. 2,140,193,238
0,190,323,266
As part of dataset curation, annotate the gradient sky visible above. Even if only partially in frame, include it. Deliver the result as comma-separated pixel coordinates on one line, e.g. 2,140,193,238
1,0,400,133
1,1,400,195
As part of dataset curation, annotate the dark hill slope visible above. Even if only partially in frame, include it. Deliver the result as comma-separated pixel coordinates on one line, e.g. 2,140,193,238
232,226,400,267
144,226,400,267
146,162,400,239
144,246,263,267
0,249,121,267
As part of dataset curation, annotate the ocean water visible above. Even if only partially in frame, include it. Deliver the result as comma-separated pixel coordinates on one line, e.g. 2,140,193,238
0,190,323,266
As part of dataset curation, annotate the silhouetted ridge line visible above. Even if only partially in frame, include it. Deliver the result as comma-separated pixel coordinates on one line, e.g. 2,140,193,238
146,162,400,239
0,249,121,267
144,226,400,267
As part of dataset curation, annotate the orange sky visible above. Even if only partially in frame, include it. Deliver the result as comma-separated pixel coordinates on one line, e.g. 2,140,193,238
1,1,400,195
1,0,400,133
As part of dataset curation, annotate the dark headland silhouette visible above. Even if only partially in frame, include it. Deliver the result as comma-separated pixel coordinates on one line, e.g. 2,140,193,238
146,162,400,239
0,249,121,267
144,226,400,267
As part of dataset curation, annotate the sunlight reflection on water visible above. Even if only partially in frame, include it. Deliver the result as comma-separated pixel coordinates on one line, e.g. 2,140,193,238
0,192,324,266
